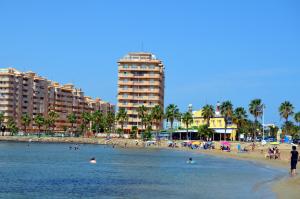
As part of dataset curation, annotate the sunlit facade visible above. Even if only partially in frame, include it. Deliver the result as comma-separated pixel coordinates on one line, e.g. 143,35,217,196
0,68,114,132
117,52,165,131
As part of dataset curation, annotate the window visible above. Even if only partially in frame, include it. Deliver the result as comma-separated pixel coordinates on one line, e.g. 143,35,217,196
131,64,137,69
149,65,155,69
212,120,215,127
123,64,129,68
141,64,147,69
149,72,154,76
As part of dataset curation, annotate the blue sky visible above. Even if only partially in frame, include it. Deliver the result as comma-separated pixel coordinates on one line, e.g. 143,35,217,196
0,0,299,125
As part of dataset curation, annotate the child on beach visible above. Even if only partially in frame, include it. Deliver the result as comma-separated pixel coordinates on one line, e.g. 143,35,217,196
290,146,299,176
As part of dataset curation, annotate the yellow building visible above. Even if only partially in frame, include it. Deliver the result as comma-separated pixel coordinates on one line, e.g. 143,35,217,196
182,104,238,140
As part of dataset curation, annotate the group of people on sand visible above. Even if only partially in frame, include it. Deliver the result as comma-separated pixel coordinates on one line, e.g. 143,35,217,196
266,146,281,159
220,145,230,152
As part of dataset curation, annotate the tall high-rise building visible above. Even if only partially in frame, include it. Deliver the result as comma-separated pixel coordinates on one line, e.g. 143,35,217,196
117,52,165,132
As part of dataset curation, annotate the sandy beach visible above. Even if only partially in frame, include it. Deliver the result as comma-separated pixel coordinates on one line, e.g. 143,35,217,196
0,136,299,198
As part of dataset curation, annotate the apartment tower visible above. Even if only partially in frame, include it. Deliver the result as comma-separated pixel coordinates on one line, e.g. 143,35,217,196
117,52,165,132
0,68,114,132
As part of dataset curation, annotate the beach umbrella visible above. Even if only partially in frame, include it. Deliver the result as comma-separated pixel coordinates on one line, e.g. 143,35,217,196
270,142,280,145
192,141,200,145
221,141,230,146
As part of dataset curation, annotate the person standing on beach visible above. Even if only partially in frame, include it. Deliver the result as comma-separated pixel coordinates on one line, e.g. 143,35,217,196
290,146,299,176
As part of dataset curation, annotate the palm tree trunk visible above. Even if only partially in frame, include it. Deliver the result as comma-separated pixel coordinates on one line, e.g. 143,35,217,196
170,121,173,140
254,118,257,141
156,121,159,141
224,123,227,141
286,118,289,135
186,124,188,140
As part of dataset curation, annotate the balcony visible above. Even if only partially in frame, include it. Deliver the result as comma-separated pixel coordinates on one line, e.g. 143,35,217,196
118,81,161,86
118,88,160,94
118,103,157,108
118,66,161,72
118,74,161,79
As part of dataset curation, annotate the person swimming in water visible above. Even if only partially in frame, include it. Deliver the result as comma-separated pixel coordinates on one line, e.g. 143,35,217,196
90,157,96,164
187,157,195,164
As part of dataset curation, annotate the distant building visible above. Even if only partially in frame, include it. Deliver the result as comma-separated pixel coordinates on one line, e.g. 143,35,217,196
117,52,165,132
163,119,181,130
0,68,114,132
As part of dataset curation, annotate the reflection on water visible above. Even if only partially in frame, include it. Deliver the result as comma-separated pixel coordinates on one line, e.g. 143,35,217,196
0,142,282,199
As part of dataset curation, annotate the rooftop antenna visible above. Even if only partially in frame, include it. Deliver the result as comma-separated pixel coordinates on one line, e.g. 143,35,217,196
141,41,144,52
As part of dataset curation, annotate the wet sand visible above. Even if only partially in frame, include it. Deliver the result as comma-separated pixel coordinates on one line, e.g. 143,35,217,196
0,136,299,198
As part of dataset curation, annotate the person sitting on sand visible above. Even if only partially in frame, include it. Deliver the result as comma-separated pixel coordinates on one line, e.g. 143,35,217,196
290,146,298,176
251,142,255,151
275,147,280,159
267,148,275,159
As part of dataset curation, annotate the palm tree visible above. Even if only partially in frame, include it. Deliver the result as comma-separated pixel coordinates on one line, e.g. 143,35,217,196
233,107,248,141
105,111,116,136
82,112,92,135
282,121,295,136
34,114,45,137
201,104,215,140
0,112,4,136
91,110,104,134
279,101,294,122
249,99,263,140
165,104,181,140
269,125,279,138
182,112,193,140
197,124,216,140
116,108,128,133
67,113,77,136
7,117,18,136
137,105,147,130
279,101,294,135
144,113,153,130
220,101,233,141
47,110,59,134
151,105,164,131
0,112,4,126
21,114,31,135
202,104,215,126
295,112,300,127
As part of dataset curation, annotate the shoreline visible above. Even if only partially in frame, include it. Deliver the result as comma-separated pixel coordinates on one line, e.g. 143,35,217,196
1,136,299,198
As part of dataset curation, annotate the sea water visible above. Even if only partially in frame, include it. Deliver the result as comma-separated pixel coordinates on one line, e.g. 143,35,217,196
0,142,284,199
